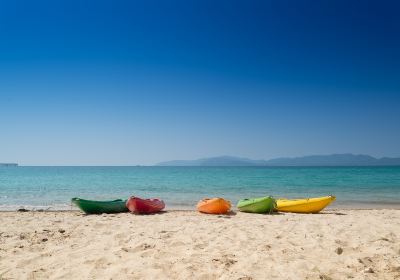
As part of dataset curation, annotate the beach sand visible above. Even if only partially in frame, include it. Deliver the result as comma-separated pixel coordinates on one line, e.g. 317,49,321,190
0,210,399,280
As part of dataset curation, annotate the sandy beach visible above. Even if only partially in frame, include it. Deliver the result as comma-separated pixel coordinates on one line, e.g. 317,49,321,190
0,209,399,280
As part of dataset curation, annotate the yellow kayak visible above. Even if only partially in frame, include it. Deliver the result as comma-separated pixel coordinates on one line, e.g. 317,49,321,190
276,195,336,213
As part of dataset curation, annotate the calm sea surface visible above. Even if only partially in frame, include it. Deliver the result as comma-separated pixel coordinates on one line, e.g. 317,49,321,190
0,166,400,210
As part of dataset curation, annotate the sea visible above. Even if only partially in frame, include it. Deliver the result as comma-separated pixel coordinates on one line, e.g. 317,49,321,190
0,166,400,210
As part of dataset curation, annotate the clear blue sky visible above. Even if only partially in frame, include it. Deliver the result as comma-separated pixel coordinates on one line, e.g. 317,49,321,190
0,0,399,165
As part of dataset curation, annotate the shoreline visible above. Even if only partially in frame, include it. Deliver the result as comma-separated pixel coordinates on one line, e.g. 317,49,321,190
1,206,400,213
2,202,399,213
2,197,400,212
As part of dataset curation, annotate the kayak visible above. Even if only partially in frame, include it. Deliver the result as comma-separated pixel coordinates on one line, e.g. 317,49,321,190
276,195,336,213
71,197,128,214
197,198,231,214
126,196,165,214
237,196,276,214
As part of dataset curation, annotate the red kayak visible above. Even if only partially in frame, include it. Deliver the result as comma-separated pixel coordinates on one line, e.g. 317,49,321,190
126,196,165,214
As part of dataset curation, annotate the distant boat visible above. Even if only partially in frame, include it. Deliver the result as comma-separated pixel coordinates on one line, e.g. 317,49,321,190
0,163,18,167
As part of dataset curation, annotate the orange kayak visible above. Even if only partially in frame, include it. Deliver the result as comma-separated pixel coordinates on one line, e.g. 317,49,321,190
197,198,231,214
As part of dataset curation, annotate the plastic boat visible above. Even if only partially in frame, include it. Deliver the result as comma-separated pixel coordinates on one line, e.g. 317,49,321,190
276,195,336,213
71,197,128,214
197,198,231,214
126,196,165,214
237,196,276,214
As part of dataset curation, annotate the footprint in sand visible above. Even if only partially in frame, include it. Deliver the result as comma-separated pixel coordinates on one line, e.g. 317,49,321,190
93,257,111,269
212,254,237,268
170,240,186,247
132,243,155,253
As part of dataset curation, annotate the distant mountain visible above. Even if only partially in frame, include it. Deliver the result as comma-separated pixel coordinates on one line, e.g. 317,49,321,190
157,154,400,166
157,156,267,166
265,154,379,166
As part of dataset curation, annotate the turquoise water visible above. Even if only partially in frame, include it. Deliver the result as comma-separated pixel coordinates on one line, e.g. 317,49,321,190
0,166,400,210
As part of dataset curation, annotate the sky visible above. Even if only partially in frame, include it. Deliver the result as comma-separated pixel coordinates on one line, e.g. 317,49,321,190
0,0,399,165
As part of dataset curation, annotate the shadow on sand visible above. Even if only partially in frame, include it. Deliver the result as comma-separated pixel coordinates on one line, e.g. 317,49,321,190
318,212,347,215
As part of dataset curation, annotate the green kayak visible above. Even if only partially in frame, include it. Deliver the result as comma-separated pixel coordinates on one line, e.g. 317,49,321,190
237,196,276,214
71,197,129,214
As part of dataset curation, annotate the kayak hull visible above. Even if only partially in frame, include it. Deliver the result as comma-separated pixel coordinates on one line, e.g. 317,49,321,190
126,196,165,214
237,196,276,214
197,198,231,214
71,197,128,214
276,195,336,213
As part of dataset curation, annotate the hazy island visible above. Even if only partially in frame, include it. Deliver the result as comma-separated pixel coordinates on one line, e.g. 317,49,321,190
157,154,400,167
